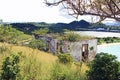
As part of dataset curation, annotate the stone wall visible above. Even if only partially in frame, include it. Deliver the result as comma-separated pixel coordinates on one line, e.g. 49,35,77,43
69,39,97,62
34,34,97,62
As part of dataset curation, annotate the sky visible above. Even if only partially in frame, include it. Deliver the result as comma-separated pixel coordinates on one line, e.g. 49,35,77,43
0,0,93,23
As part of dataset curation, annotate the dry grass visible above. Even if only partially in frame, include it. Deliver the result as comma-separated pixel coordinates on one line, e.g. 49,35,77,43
0,42,57,78
0,42,57,63
0,42,88,80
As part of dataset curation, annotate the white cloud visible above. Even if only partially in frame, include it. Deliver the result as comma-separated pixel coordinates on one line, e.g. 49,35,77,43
0,0,115,23
0,0,76,23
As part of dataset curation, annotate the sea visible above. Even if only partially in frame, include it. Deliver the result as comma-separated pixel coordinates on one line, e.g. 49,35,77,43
75,31,120,38
97,44,120,61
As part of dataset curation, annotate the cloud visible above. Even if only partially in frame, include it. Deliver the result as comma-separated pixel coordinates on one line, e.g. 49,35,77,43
0,0,76,23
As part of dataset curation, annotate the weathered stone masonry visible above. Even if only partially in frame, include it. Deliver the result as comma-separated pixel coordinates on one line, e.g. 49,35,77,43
34,34,97,62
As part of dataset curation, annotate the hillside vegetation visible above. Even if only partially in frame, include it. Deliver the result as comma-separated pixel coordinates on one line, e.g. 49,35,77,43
0,42,88,80
0,42,57,79
0,25,89,79
0,25,32,45
0,24,120,80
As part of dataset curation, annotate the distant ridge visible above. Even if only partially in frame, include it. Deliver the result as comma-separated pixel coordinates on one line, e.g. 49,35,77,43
68,20,90,28
103,21,120,26
8,20,91,34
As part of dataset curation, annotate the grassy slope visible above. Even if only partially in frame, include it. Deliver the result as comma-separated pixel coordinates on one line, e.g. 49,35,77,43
0,43,57,79
0,42,57,62
0,43,88,80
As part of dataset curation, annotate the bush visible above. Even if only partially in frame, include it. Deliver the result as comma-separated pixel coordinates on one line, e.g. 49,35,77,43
28,39,45,50
97,37,120,45
87,52,120,80
0,52,22,80
64,32,80,42
57,53,73,64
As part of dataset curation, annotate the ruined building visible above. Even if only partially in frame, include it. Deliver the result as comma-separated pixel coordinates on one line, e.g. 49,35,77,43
34,34,97,62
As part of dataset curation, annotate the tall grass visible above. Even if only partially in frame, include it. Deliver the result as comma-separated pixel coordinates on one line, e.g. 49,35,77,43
0,42,88,80
50,61,88,80
0,42,57,79
20,53,42,80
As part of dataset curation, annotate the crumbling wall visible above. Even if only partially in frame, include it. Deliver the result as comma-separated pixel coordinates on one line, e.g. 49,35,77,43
70,39,97,62
34,34,97,62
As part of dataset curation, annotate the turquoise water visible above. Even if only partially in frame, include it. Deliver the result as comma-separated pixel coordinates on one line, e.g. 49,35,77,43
97,44,120,61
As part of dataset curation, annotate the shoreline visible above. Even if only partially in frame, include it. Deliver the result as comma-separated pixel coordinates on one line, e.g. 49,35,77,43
75,31,120,38
97,42,120,47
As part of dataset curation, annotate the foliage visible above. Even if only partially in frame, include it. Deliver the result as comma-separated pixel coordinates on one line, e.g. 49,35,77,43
0,25,22,42
89,22,107,29
0,52,22,80
87,52,120,80
97,37,120,45
11,22,52,34
57,53,73,64
109,26,120,30
0,43,58,80
0,42,88,80
11,21,91,34
63,32,93,42
0,25,32,44
49,25,65,33
90,46,94,51
63,32,80,42
28,39,45,50
32,28,49,36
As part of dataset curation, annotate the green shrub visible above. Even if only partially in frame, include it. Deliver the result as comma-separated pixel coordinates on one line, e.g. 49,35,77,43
97,37,120,44
28,39,45,50
64,32,80,42
57,53,73,64
0,52,22,80
87,52,120,80
0,25,23,43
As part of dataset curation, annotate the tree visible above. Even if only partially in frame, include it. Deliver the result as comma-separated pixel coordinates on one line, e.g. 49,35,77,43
32,28,49,36
87,52,120,80
45,0,120,22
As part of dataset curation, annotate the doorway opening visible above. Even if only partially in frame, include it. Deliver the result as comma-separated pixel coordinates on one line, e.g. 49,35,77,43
82,44,89,61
